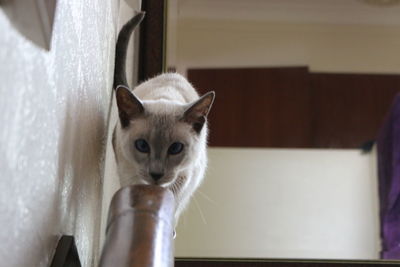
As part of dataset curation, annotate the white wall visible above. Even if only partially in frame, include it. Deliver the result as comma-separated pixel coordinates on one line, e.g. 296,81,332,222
0,1,139,266
175,148,380,259
100,0,142,250
168,17,400,75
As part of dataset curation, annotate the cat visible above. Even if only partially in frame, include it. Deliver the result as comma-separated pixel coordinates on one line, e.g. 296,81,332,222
112,12,215,223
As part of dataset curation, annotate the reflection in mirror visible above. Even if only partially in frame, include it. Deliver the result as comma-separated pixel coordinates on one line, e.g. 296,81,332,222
166,0,400,261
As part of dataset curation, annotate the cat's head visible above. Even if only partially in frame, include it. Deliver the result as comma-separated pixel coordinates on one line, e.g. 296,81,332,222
113,85,214,192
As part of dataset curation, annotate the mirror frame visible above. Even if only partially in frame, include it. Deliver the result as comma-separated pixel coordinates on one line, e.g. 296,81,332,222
140,0,398,265
138,0,166,81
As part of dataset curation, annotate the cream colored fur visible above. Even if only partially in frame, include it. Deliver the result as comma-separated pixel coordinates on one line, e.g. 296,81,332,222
113,73,212,223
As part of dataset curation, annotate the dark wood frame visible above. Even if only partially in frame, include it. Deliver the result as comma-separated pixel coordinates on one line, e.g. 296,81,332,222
175,258,400,267
140,1,399,266
138,0,166,82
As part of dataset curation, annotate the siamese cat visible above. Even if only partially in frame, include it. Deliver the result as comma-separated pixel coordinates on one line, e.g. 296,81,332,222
112,12,215,223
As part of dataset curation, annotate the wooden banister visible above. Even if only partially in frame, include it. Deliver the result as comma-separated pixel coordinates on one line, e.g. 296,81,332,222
99,185,175,267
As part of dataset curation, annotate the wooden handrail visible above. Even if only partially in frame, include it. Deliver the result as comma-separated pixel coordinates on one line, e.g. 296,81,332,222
99,185,175,267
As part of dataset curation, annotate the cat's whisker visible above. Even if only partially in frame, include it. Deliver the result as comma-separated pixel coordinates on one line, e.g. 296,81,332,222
197,189,216,204
193,195,207,225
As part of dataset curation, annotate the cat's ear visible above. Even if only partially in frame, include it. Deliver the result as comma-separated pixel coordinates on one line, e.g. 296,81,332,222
116,85,144,128
183,91,215,133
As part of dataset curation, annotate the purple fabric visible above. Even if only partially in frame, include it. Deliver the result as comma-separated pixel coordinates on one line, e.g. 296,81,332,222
377,93,400,259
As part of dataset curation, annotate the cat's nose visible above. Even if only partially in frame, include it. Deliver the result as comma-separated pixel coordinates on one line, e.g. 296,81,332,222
150,172,164,181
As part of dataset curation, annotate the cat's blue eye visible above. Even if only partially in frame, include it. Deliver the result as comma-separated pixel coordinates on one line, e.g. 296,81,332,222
135,139,150,153
168,142,184,155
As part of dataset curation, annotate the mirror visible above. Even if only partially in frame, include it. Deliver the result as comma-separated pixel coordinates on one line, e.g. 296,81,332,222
166,0,400,261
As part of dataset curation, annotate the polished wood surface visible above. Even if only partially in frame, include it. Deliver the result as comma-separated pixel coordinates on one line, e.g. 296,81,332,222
188,67,400,148
99,185,175,267
175,259,400,267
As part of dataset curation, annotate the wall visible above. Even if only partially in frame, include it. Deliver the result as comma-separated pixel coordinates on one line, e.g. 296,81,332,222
175,148,380,259
100,0,142,250
170,20,400,75
0,0,139,266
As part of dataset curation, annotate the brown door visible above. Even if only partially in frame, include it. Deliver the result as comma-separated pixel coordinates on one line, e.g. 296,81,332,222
188,67,400,148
